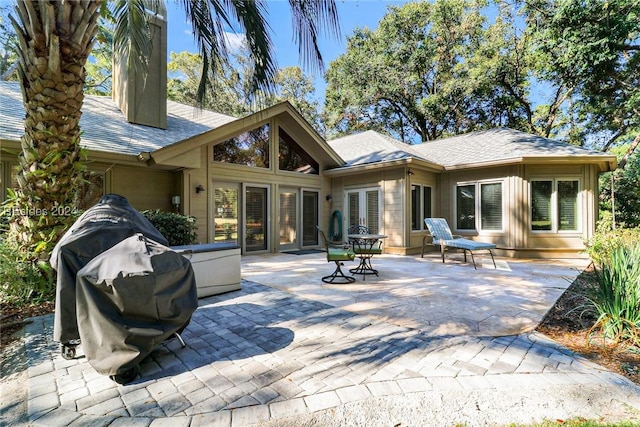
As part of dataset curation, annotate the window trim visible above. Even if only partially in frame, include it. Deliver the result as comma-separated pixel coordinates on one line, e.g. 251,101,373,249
453,179,505,233
530,177,582,234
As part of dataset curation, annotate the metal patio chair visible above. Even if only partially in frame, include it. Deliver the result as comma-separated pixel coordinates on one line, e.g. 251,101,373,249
317,227,356,283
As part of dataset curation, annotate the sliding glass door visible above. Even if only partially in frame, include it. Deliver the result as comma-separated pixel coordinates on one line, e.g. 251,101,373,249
245,185,268,252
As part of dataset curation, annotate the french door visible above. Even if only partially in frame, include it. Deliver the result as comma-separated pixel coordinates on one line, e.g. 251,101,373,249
278,188,319,251
345,187,381,234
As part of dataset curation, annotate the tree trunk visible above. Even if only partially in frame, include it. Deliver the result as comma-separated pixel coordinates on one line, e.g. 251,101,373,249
8,0,101,256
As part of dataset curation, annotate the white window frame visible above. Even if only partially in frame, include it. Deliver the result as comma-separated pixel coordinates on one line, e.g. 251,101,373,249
454,180,504,233
530,178,581,233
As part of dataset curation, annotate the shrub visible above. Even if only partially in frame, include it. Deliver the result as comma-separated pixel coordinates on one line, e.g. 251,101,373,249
141,209,198,246
582,243,640,347
584,225,640,266
0,238,56,305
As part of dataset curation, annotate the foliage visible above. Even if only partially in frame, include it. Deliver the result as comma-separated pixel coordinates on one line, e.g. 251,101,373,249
0,238,55,305
325,0,489,142
524,0,640,151
599,152,640,228
581,243,640,347
584,223,640,266
3,185,83,256
0,5,18,80
141,209,198,246
84,17,114,96
324,0,639,148
323,0,576,142
168,48,324,133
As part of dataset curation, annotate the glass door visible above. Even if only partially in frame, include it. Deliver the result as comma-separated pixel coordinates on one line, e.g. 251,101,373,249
245,185,268,252
213,184,239,244
302,190,319,246
345,187,381,234
279,188,298,251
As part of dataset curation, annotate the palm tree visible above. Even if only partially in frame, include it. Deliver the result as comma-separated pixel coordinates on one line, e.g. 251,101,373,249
7,0,339,256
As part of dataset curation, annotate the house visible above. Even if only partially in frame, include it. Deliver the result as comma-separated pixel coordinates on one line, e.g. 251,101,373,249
0,77,617,258
0,17,616,259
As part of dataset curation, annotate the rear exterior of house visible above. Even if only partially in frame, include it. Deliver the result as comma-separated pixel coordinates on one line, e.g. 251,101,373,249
0,14,616,259
0,79,615,259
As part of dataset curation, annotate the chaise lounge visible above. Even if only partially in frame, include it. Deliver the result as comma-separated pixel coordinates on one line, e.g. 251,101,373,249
422,218,496,269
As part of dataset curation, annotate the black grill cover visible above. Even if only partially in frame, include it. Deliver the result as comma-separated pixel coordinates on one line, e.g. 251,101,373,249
75,234,197,376
50,194,169,343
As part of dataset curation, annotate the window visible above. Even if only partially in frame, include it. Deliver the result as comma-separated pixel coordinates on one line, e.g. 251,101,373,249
411,184,432,230
455,181,503,231
531,179,580,232
278,128,318,174
213,123,270,168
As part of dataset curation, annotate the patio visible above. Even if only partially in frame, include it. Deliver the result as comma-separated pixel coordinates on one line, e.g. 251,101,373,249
10,251,640,427
241,252,590,337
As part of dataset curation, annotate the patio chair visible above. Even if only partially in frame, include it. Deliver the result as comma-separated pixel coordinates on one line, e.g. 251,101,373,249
423,218,496,270
317,227,356,284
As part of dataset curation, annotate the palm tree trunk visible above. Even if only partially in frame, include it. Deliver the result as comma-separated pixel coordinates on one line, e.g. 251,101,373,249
8,0,101,255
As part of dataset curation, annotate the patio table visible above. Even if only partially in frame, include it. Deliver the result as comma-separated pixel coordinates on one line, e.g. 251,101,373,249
347,233,386,279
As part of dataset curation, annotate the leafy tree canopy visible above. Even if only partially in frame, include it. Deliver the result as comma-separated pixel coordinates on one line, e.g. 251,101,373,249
324,0,638,151
524,0,640,152
168,47,323,132
325,0,496,142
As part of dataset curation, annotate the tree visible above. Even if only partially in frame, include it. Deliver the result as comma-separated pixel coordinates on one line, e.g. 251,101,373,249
169,48,324,132
325,0,496,142
600,151,640,229
324,0,562,143
0,5,18,80
323,0,629,145
524,0,640,153
7,0,339,256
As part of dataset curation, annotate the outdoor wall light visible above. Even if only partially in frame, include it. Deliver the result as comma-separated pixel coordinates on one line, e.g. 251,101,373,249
195,184,205,194
407,169,415,176
326,194,332,202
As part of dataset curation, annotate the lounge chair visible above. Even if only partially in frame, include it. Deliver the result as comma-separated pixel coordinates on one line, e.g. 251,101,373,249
317,227,356,283
423,218,496,269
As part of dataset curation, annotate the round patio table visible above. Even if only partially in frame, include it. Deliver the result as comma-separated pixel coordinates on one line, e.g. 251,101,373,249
347,233,386,279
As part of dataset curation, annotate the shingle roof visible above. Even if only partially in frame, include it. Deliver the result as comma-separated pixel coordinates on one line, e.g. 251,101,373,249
328,128,613,169
327,130,428,166
2,80,612,170
411,128,610,167
0,81,236,156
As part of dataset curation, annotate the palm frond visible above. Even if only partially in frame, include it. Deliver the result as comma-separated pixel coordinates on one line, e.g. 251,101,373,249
178,0,233,105
287,0,341,74
111,0,166,79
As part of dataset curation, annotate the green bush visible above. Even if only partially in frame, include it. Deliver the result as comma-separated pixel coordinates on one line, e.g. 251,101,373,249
141,209,198,246
0,238,55,305
584,225,640,266
582,243,640,347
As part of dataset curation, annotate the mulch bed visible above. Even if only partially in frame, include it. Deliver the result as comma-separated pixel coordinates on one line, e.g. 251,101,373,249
1,301,54,350
536,267,640,385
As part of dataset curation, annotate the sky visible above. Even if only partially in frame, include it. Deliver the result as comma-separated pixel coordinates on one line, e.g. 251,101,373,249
165,0,411,102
